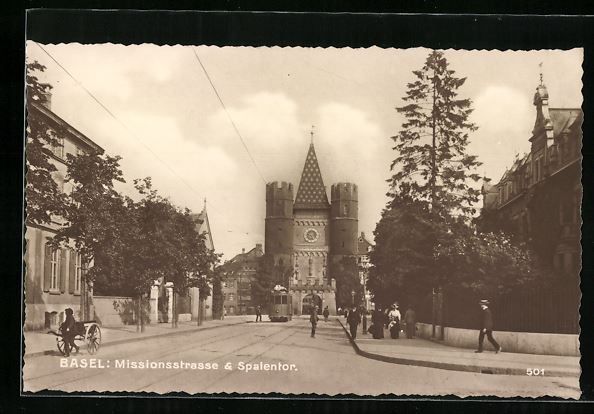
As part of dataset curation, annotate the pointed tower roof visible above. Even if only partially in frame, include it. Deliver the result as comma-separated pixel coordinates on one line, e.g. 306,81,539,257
191,199,214,251
294,142,330,210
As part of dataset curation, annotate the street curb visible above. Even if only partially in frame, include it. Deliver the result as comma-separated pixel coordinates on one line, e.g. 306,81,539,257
24,319,249,359
338,320,577,378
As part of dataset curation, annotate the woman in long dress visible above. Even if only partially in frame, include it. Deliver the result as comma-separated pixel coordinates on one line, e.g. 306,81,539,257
371,308,385,339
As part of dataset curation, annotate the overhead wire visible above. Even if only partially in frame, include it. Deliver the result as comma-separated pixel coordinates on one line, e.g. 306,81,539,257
191,47,267,184
32,42,255,238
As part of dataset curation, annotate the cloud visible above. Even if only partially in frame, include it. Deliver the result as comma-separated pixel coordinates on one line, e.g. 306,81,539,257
91,111,238,213
37,43,184,102
316,102,392,240
203,91,307,183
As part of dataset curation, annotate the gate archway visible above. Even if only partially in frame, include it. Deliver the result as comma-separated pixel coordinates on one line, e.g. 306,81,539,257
302,293,322,315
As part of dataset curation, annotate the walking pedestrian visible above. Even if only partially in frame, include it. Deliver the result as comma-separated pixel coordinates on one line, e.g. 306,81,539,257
361,306,367,335
310,305,319,338
347,306,361,340
404,306,416,339
255,305,262,322
323,306,330,322
388,304,401,339
475,300,502,353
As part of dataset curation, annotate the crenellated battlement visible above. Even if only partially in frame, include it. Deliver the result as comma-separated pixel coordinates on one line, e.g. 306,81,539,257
266,181,294,202
331,182,358,202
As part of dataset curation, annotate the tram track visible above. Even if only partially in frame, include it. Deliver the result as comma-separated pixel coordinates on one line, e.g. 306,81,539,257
26,322,296,392
24,322,258,386
132,323,297,392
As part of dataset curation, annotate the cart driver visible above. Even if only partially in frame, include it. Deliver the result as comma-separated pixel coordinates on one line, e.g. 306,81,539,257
61,308,79,356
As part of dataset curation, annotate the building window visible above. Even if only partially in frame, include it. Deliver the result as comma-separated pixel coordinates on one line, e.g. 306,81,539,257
50,247,61,291
74,252,83,294
228,293,235,302
51,135,65,159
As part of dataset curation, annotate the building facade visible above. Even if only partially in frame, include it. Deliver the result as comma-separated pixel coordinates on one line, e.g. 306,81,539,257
480,81,582,275
222,244,264,315
265,141,360,315
188,204,215,321
24,99,103,330
478,81,581,333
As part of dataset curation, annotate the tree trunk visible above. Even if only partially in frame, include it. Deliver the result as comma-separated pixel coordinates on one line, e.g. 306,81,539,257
136,295,141,333
431,287,436,338
438,287,445,341
141,295,145,333
197,297,203,326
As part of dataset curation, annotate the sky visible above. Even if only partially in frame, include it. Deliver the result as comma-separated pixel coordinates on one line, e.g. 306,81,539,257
25,43,583,260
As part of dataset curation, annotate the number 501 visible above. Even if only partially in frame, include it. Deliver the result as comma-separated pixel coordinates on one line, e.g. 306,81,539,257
526,368,545,376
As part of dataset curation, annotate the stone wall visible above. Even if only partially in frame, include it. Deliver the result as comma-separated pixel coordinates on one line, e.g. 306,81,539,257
93,296,138,326
416,322,579,356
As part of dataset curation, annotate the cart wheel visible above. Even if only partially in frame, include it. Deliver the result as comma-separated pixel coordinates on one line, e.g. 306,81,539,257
56,336,66,356
86,324,101,354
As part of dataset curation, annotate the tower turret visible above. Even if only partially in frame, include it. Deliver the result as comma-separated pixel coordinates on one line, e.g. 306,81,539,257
265,181,294,267
329,182,359,257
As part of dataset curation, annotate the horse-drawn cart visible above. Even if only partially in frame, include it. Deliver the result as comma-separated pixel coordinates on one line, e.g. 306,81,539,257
49,320,102,356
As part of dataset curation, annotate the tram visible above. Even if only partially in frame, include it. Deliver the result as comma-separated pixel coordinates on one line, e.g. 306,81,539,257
269,285,293,322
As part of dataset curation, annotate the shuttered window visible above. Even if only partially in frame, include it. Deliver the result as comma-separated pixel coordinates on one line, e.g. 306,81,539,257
50,248,60,291
75,253,82,294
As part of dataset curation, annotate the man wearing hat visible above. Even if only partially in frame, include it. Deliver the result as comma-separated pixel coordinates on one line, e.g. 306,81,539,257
61,308,79,357
476,300,502,353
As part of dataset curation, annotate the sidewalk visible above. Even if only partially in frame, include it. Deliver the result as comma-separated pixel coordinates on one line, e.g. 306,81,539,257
338,320,580,378
24,316,251,358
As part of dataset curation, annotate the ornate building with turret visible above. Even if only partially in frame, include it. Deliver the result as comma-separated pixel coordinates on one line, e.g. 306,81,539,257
265,140,359,316
478,79,581,334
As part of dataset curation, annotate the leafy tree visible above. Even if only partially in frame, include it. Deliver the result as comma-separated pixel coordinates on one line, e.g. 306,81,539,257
331,256,364,309
389,50,482,217
25,60,67,225
251,254,293,308
368,197,438,308
131,178,219,327
53,150,128,287
369,194,550,311
435,227,552,298
369,50,550,314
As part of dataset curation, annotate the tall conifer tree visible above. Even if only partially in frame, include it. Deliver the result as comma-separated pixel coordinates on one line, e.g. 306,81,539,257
389,50,482,217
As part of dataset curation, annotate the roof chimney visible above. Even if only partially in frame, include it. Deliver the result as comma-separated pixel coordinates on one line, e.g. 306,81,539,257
242,248,245,254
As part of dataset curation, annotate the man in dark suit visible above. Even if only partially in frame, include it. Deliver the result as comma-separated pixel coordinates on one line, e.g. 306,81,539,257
61,308,79,357
347,306,361,340
476,300,502,353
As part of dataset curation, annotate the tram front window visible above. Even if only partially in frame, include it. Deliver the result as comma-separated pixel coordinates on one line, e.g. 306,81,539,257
281,296,287,304
274,296,282,304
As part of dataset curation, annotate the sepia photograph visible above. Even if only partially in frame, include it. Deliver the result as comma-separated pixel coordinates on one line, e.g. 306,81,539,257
22,38,582,398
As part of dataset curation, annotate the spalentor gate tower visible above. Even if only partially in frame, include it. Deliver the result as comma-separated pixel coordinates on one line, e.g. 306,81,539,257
265,138,358,315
